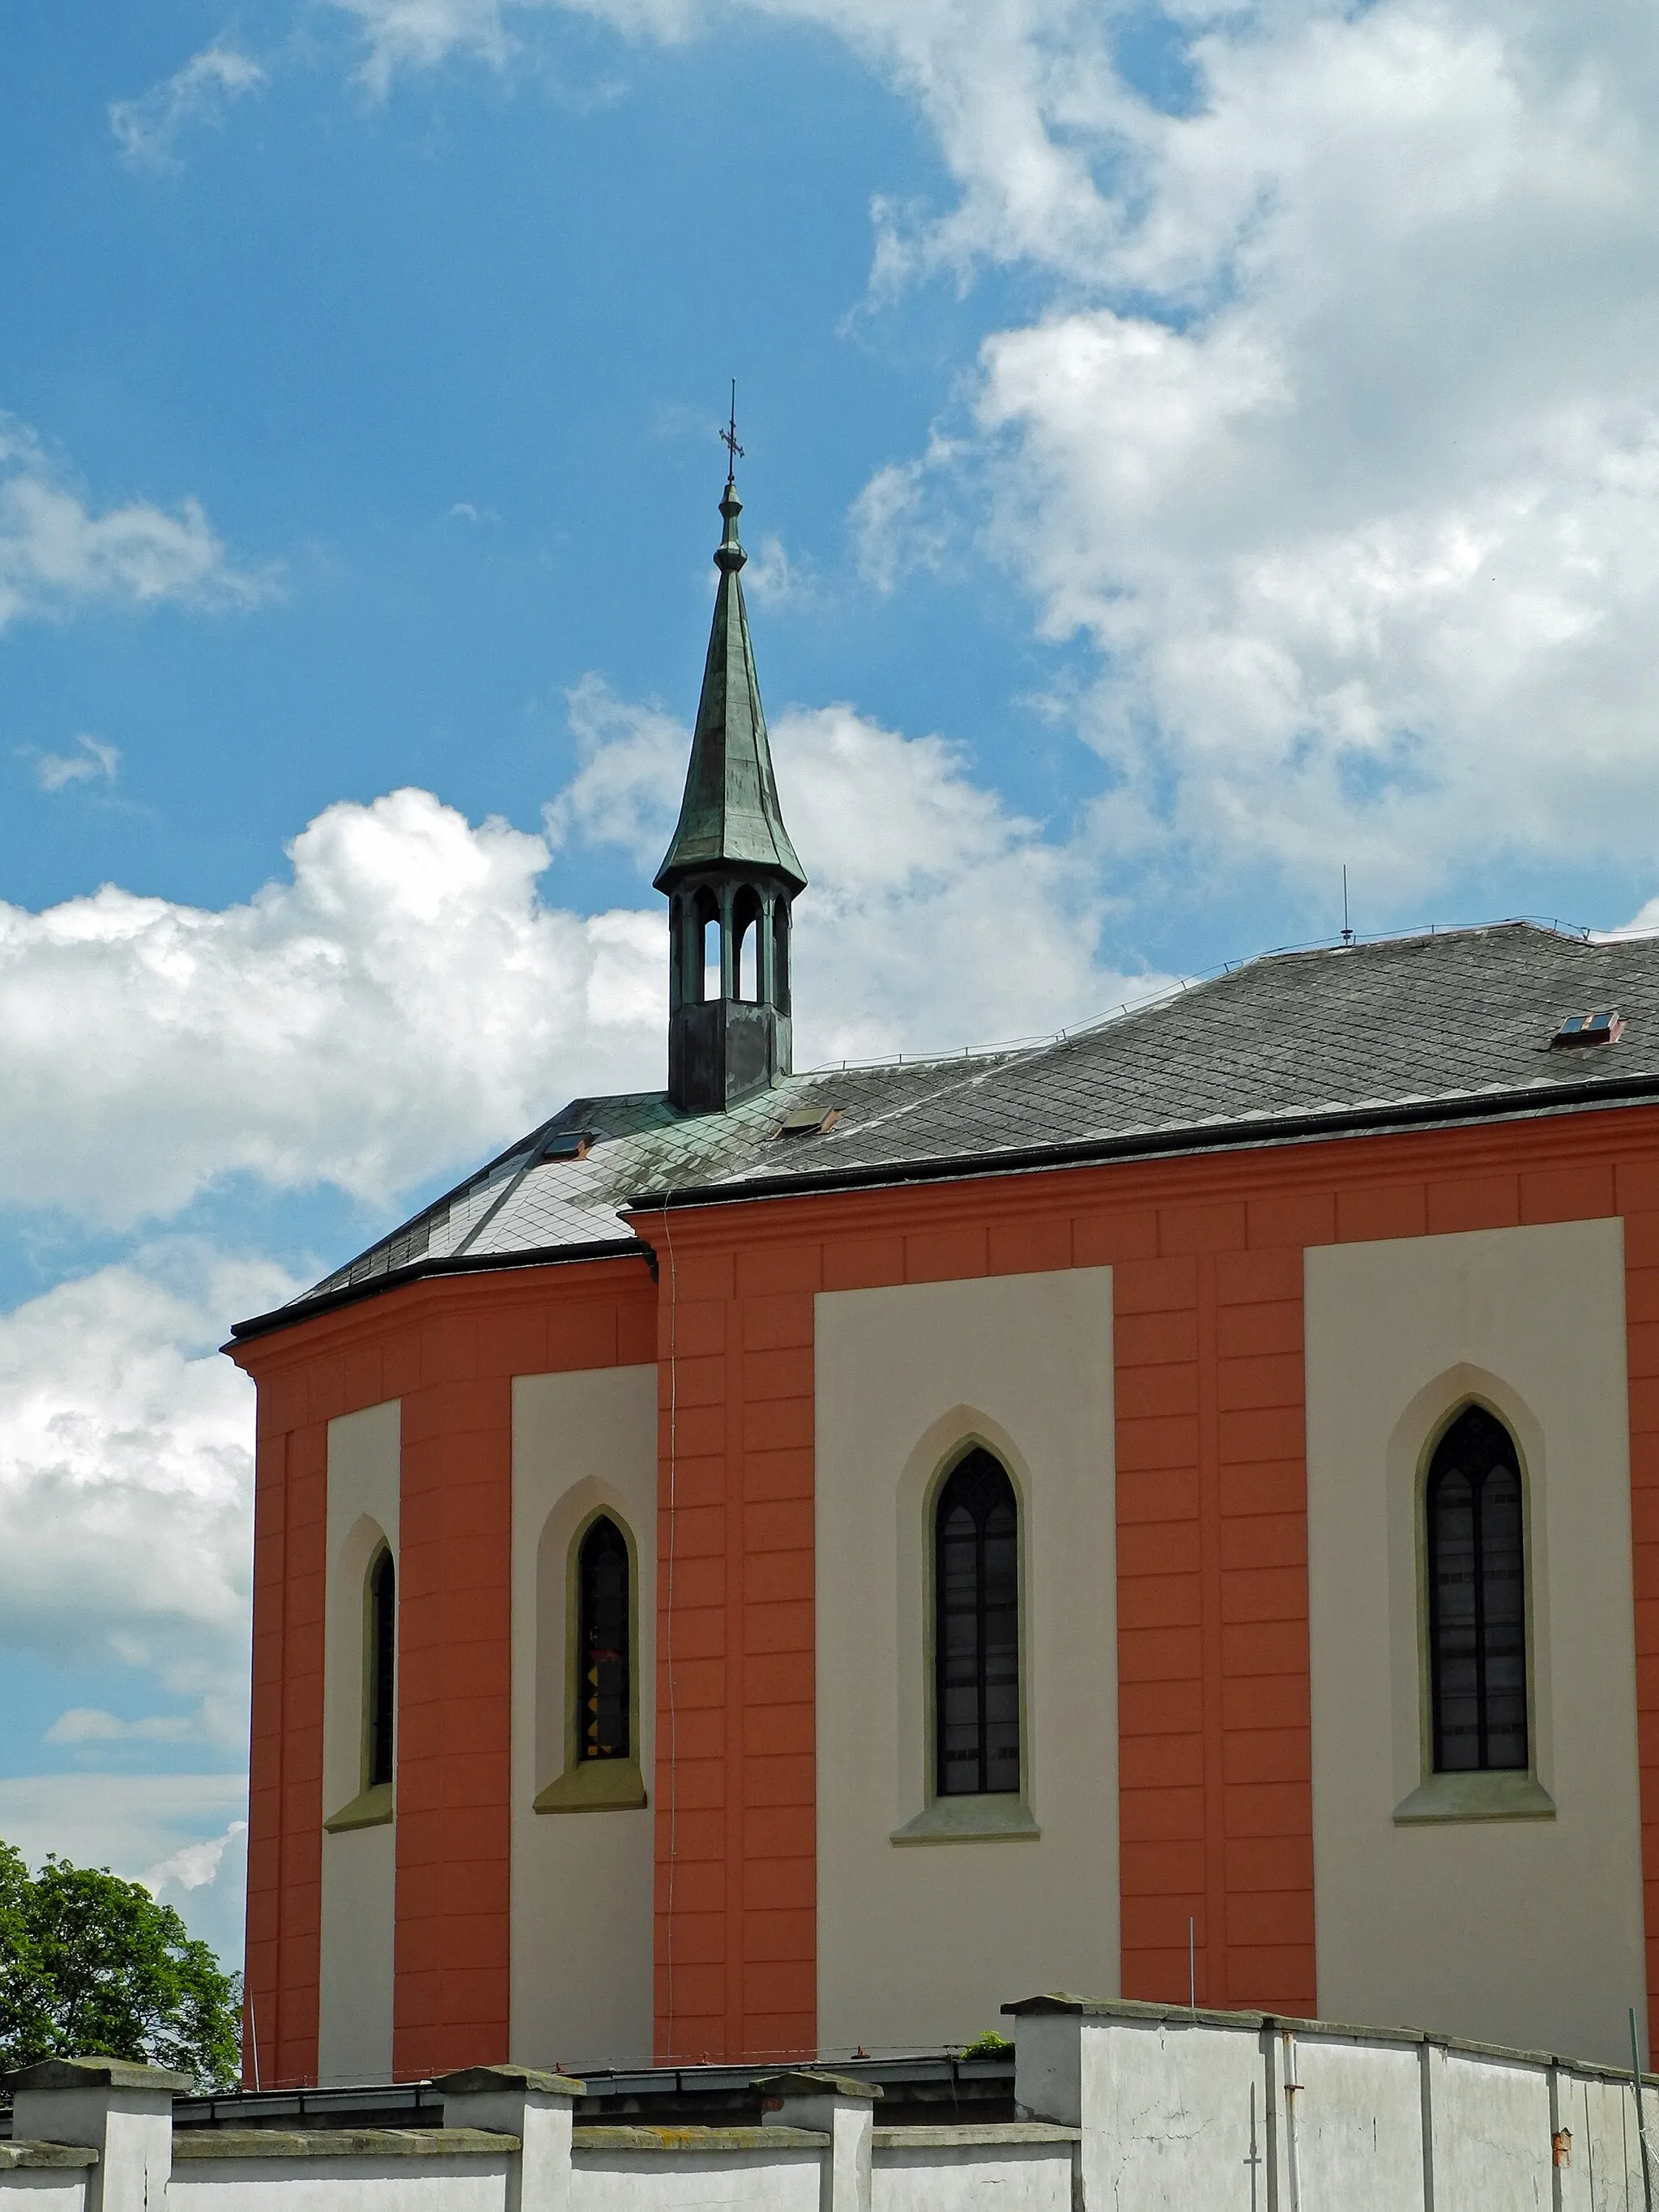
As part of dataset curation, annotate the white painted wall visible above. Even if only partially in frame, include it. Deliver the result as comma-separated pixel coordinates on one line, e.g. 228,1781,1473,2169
169,2153,510,2212
1288,2036,1423,2210
872,2143,1073,2212
814,1268,1118,2052
510,1368,657,2069
1305,1219,1646,2065
2,2001,1648,2212
318,1400,401,2086
1032,2014,1267,2212
1424,2048,1556,2210
569,2150,821,2212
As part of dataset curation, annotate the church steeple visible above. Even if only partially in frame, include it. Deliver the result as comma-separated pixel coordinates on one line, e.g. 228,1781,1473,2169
657,420,805,1115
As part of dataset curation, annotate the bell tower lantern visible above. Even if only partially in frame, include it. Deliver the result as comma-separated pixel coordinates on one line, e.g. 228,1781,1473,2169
656,441,806,1115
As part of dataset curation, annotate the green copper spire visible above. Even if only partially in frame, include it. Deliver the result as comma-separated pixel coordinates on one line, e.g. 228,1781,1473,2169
659,420,805,1115
653,470,806,895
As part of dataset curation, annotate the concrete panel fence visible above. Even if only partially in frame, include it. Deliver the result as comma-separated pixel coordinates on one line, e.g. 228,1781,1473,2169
6,1995,1659,2210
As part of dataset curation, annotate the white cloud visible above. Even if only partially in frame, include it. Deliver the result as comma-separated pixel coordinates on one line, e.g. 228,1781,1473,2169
0,787,663,1226
45,1708,194,1745
109,42,267,169
0,1773,249,1873
0,1251,288,1694
0,1777,249,1966
551,679,1166,1059
0,684,1160,1229
143,1819,247,1899
32,735,120,793
0,416,264,633
318,0,1659,906
740,533,812,608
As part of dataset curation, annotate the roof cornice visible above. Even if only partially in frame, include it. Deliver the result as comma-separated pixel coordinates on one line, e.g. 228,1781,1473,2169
225,1235,652,1345
626,1065,1659,1214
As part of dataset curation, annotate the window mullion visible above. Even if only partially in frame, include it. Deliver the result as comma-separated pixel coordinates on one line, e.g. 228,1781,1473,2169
974,1509,987,1794
1471,1474,1488,1771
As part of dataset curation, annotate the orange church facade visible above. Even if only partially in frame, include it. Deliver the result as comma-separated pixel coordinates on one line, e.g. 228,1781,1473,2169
228,467,1659,2087
231,1095,1659,2084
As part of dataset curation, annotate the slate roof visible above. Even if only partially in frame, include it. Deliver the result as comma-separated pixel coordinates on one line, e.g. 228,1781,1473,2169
232,921,1659,1340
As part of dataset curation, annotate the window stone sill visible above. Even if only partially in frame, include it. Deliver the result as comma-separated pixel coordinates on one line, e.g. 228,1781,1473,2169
535,1759,648,1814
324,1782,393,1834
890,1796,1040,1847
1393,1771,1555,1826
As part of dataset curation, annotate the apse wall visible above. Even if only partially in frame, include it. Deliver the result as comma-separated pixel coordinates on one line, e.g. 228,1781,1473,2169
813,1266,1120,2051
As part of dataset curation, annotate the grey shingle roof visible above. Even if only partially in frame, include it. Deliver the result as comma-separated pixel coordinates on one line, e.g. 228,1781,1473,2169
232,922,1659,1339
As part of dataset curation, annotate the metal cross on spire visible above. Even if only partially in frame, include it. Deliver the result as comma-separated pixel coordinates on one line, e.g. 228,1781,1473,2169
720,380,744,481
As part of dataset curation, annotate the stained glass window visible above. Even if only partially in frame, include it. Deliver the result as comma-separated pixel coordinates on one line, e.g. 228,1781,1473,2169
1427,1406,1528,1773
367,1547,395,1789
578,1516,630,1763
935,1451,1021,1796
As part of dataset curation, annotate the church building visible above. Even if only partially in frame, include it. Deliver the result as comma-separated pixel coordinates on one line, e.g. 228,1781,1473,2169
228,458,1659,2089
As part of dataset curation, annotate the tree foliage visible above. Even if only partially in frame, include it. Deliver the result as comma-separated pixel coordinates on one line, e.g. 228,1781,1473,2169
0,1839,240,2086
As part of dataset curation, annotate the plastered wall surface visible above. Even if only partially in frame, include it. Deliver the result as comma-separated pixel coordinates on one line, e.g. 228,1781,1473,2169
1305,1219,1646,2065
511,1367,658,2068
871,2147,1073,2212
814,1268,1118,2051
318,1399,401,2084
169,2162,512,2212
568,2154,821,2211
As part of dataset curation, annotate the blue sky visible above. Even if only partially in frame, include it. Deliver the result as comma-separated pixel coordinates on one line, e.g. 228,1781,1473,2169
3,0,1659,1974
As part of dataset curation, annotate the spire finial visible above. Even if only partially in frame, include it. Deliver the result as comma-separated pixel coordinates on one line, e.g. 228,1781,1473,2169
720,378,744,485
715,382,747,574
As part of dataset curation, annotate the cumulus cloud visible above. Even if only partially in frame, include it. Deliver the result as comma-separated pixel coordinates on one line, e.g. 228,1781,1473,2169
0,416,263,633
44,1696,243,1748
936,1,1659,895
318,0,1659,907
0,686,1159,1230
45,1709,193,1745
143,1819,247,1899
551,679,1164,1059
0,787,663,1226
0,1777,249,1966
0,1251,289,1694
109,42,267,169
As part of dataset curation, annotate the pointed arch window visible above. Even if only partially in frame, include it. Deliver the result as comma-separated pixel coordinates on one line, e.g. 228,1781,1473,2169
535,1508,646,1813
577,1515,631,1764
732,885,762,1004
366,1546,396,1791
1427,1405,1528,1773
935,1451,1021,1796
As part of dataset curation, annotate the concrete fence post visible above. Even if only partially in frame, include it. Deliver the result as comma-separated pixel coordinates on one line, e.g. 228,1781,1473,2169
757,2069,880,2212
6,2058,188,2212
436,2064,584,2212
1418,2037,1439,2212
1006,1997,1102,2208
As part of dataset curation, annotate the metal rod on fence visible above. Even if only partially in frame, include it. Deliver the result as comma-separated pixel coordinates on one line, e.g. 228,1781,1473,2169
1188,1918,1196,2014
1631,2005,1653,2212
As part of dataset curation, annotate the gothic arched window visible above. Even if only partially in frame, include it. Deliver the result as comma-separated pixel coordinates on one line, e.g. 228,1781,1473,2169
577,1515,631,1764
1427,1405,1528,1773
935,1450,1020,1797
366,1546,396,1790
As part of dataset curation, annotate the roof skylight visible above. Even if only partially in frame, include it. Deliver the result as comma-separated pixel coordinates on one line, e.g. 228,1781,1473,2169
1551,1009,1623,1049
778,1106,842,1139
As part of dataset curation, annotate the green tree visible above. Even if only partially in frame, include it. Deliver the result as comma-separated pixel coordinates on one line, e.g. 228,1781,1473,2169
0,1840,240,2087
